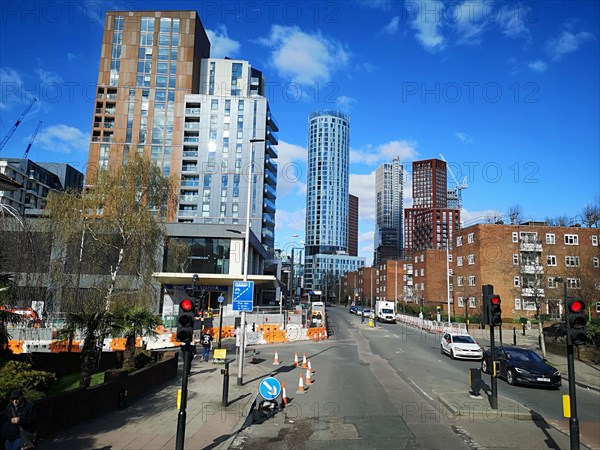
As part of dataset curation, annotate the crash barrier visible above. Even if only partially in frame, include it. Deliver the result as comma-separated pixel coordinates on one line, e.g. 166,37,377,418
395,313,466,335
7,323,328,353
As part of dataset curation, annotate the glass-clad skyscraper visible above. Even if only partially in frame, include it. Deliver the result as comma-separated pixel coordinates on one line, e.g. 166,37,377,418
374,157,404,265
304,111,364,292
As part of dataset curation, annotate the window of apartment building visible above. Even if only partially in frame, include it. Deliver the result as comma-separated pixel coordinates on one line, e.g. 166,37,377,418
514,298,521,310
421,283,424,291
457,236,462,247
523,299,537,310
468,276,476,286
594,257,599,268
564,234,579,245
567,278,580,289
547,255,557,266
467,233,474,244
592,235,598,246
448,269,453,275
420,255,424,262
467,254,475,265
514,276,520,287
420,269,424,276
457,256,463,266
449,283,453,291
457,297,464,307
547,277,558,288
545,233,555,244
414,256,418,263
448,254,453,263
596,302,600,313
469,297,476,308
512,232,518,243
565,256,580,267
457,276,463,286
513,254,519,265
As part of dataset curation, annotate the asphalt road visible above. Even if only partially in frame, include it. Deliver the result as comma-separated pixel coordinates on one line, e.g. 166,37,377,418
230,307,599,449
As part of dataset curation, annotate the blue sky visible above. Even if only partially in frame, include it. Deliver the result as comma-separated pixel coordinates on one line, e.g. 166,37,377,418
1,1,598,263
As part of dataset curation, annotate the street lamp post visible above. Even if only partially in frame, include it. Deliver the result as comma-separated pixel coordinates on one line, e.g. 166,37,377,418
237,137,264,386
446,239,451,326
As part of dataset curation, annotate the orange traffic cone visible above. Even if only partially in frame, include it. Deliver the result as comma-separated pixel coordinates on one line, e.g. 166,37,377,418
273,350,280,365
305,367,312,385
281,382,289,407
251,349,257,364
296,372,305,394
301,353,307,369
308,359,313,373
294,352,299,367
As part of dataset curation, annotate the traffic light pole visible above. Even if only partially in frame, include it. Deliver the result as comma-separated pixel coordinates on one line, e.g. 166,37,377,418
176,343,192,450
489,324,498,409
564,283,580,450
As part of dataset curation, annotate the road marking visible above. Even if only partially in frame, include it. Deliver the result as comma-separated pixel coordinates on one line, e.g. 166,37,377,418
406,379,434,402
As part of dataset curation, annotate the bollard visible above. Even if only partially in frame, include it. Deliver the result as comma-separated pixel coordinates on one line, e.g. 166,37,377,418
469,368,482,398
513,327,517,346
221,361,229,407
522,323,526,336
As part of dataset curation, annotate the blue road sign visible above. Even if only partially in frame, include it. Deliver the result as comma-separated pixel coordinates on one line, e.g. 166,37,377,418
218,295,225,303
259,376,281,400
233,281,254,312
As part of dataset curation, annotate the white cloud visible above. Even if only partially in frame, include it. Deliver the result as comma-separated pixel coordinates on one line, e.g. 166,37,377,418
454,131,473,143
546,29,594,61
336,95,357,111
409,0,445,52
380,16,400,36
258,25,349,84
499,4,532,39
451,1,492,45
36,124,88,154
357,0,392,11
0,68,27,110
35,68,62,85
461,208,504,225
206,25,241,58
276,140,307,197
275,207,306,236
350,172,377,222
528,60,547,72
350,140,418,165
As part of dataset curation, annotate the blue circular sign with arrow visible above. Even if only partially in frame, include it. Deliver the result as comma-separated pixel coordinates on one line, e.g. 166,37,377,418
259,376,281,400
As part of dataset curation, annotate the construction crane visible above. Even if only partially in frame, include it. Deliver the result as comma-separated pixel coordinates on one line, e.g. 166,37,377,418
23,121,42,159
439,153,468,209
0,97,38,153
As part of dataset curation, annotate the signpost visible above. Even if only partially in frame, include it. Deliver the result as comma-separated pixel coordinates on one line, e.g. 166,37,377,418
218,294,225,349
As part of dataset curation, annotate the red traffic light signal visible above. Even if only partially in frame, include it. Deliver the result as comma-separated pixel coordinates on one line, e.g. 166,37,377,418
176,299,195,343
489,295,502,326
566,298,587,345
180,299,193,312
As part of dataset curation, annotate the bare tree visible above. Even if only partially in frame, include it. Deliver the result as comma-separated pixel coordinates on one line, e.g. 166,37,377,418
580,202,600,228
507,205,523,225
484,211,504,224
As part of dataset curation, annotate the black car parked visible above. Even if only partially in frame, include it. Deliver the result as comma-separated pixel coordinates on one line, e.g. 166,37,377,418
481,346,561,389
543,322,567,340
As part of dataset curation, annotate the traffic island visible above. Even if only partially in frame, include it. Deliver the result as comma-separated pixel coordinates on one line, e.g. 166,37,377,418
437,391,535,421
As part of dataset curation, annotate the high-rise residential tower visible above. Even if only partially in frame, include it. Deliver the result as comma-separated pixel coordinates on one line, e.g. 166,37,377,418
304,111,364,293
180,58,278,254
404,158,461,251
86,11,210,208
374,157,404,265
348,194,359,257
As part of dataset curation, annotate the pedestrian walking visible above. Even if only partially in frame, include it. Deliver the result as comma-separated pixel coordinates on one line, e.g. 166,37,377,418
200,330,213,362
3,389,38,450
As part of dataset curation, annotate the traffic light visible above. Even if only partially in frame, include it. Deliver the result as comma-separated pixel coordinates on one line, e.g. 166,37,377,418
176,299,195,343
489,295,502,326
566,297,587,345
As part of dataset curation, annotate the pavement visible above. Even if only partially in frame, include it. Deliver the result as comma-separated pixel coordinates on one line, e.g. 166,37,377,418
37,319,600,450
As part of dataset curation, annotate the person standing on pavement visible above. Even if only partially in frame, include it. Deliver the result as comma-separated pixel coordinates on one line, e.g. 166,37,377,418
200,330,213,362
3,389,38,450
